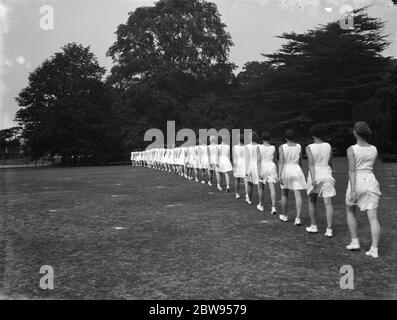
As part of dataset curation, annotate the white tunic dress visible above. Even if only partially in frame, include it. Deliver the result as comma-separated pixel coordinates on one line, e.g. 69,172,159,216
217,143,233,173
180,147,187,166
168,149,173,164
194,145,201,169
245,143,260,184
258,144,278,184
345,145,381,211
208,144,218,170
307,143,336,197
280,144,307,190
233,144,246,178
200,145,209,169
187,146,195,168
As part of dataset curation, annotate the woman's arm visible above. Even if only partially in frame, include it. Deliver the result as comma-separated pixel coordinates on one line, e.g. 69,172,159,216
273,145,278,172
306,146,316,185
245,146,250,176
347,147,357,201
256,146,261,178
216,145,220,167
278,146,284,184
329,145,334,169
299,145,304,168
373,146,379,176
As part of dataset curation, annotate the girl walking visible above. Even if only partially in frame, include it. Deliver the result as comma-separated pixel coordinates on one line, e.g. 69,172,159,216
216,135,233,192
345,122,381,258
278,129,307,225
233,134,247,199
305,124,336,237
257,131,278,214
245,131,260,206
208,136,219,187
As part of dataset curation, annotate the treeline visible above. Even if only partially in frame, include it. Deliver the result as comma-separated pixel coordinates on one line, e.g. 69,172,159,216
13,1,397,164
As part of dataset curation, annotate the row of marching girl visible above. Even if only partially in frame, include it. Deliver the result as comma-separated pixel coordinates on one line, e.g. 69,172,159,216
237,122,381,258
130,138,234,192
186,136,234,192
131,121,382,258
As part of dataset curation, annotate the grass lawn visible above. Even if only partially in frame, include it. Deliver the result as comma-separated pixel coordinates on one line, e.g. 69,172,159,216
0,158,396,299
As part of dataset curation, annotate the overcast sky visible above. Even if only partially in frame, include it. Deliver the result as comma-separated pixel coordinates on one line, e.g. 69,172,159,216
0,0,396,129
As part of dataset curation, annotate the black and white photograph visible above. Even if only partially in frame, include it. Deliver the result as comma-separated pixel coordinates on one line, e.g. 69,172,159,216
0,0,397,304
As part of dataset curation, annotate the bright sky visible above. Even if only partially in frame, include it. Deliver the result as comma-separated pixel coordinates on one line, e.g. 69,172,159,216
0,0,396,129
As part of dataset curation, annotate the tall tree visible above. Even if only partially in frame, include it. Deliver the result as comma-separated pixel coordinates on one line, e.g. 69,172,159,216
235,7,392,151
107,0,236,150
107,0,235,92
15,43,121,163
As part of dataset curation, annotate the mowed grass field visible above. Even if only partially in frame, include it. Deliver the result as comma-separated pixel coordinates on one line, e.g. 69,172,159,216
0,159,396,300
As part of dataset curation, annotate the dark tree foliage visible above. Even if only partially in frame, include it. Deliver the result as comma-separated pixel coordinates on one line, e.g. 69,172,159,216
107,0,236,150
15,43,122,163
107,0,235,91
0,127,22,153
235,7,393,153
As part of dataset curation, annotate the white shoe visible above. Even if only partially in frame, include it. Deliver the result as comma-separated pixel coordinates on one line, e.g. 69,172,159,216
208,182,212,187
365,247,379,258
270,207,277,215
257,204,265,212
306,225,319,233
346,240,361,250
195,178,199,182
217,185,223,191
279,214,288,222
324,228,333,238
201,180,205,184
245,195,252,205
235,194,241,199
294,218,302,226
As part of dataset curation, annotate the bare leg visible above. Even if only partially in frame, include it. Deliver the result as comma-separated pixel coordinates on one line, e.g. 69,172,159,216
294,190,302,219
367,209,380,249
208,169,213,184
323,197,334,229
247,182,253,202
268,182,276,208
216,170,222,187
308,194,317,226
281,189,289,217
203,169,208,181
235,177,240,195
225,172,230,189
257,182,264,206
346,205,358,240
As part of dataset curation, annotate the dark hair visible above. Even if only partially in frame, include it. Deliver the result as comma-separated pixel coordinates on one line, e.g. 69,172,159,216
354,121,371,141
209,135,218,144
284,129,295,141
251,131,259,143
261,131,271,142
310,124,326,140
